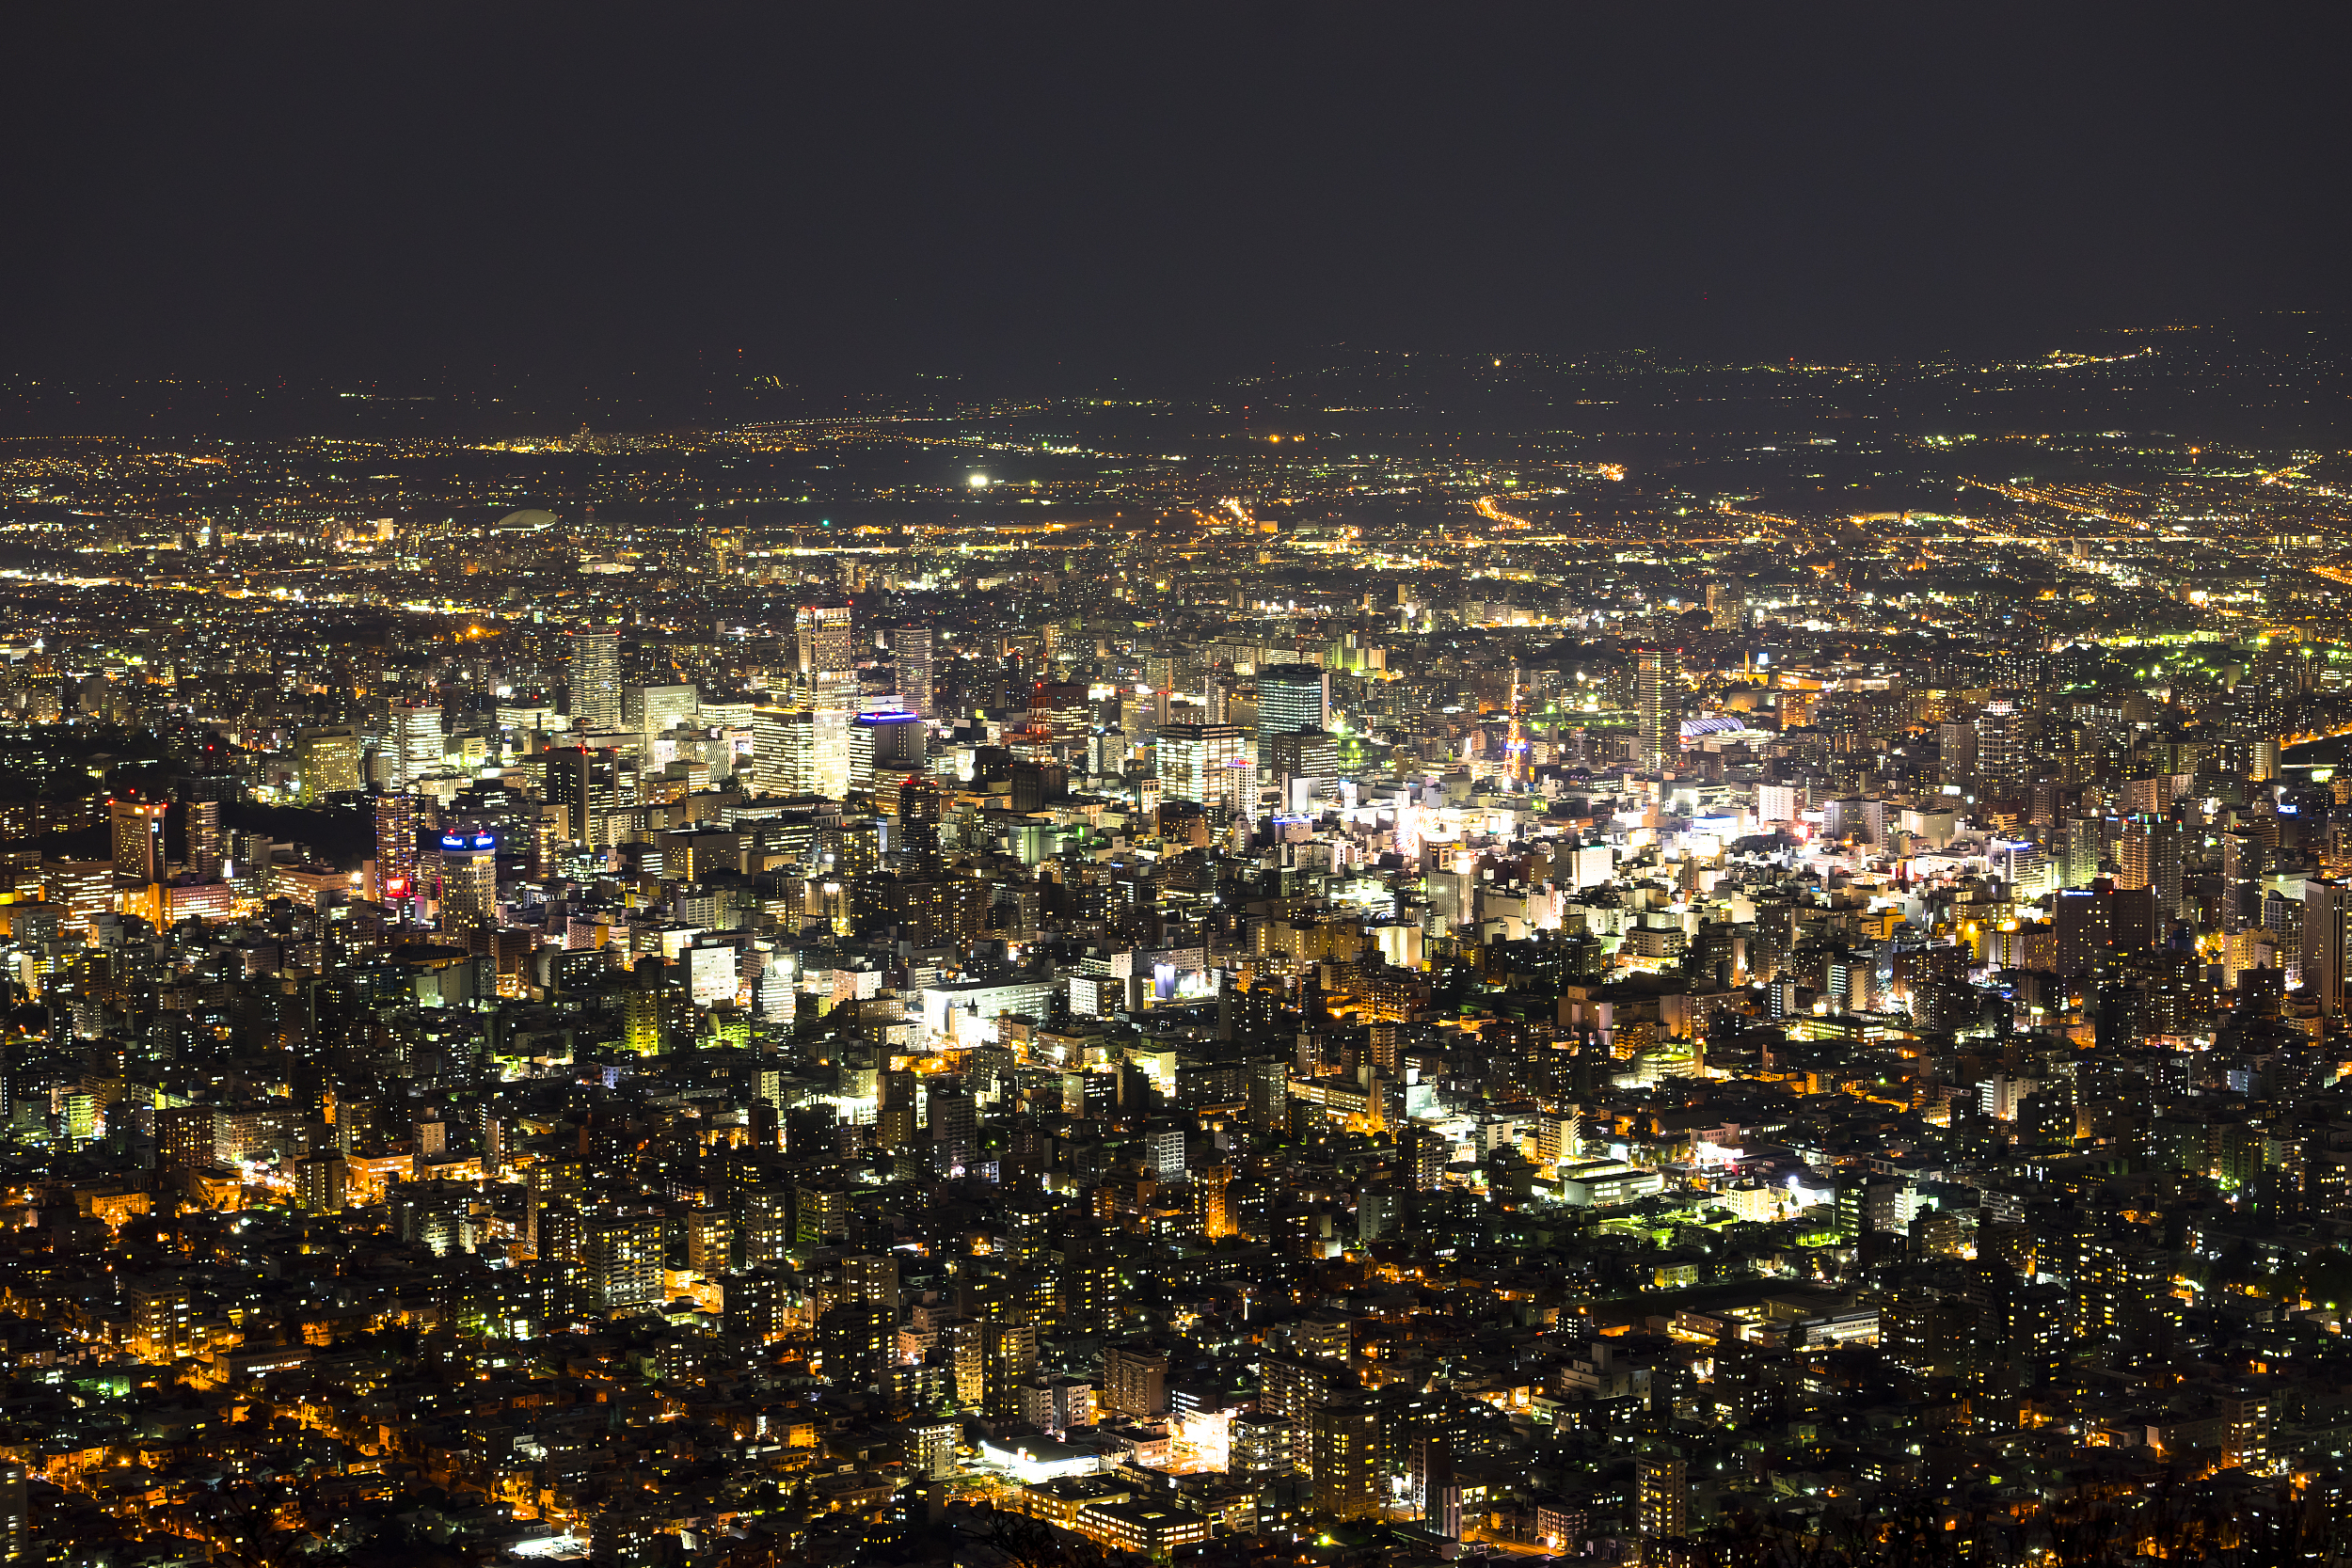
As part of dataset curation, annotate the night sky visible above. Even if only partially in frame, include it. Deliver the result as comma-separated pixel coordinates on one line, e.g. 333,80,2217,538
8,7,2347,390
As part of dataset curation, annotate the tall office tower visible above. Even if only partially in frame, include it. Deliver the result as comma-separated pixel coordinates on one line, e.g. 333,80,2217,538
183,798,223,881
753,707,820,797
1974,700,2019,792
1156,722,1252,813
373,793,419,909
391,700,443,787
1264,729,1339,807
2304,879,2352,1019
796,605,854,676
566,628,621,732
634,683,698,742
1255,663,1330,747
294,725,362,800
108,798,167,886
437,830,498,941
1635,648,1682,772
894,626,934,719
808,673,856,799
1707,578,1746,631
849,710,928,792
544,746,624,847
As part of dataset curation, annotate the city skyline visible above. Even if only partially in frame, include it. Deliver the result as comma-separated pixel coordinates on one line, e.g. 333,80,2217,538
4,9,2352,1568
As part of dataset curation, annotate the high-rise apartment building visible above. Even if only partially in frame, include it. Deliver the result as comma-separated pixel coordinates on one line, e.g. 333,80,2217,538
841,1253,901,1313
2119,816,2185,916
566,628,621,732
1637,1449,1688,1538
1636,648,1682,772
184,798,223,881
1102,1344,1168,1418
1,1459,25,1562
580,1211,664,1308
2304,878,2352,1019
1310,1402,1385,1520
374,793,419,907
1707,578,1746,631
1974,701,2019,792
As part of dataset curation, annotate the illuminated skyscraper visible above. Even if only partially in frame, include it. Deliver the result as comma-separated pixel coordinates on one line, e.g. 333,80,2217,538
373,793,419,910
797,605,853,676
392,700,442,787
1974,700,2019,792
1707,578,1746,631
894,626,934,719
897,777,944,868
753,707,820,797
2119,816,2185,916
849,710,927,792
294,725,362,800
1156,722,1251,816
438,831,498,941
183,798,223,881
1255,663,1329,752
566,628,621,731
633,683,698,743
109,798,167,886
1635,648,1681,772
808,673,856,799
547,746,630,848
